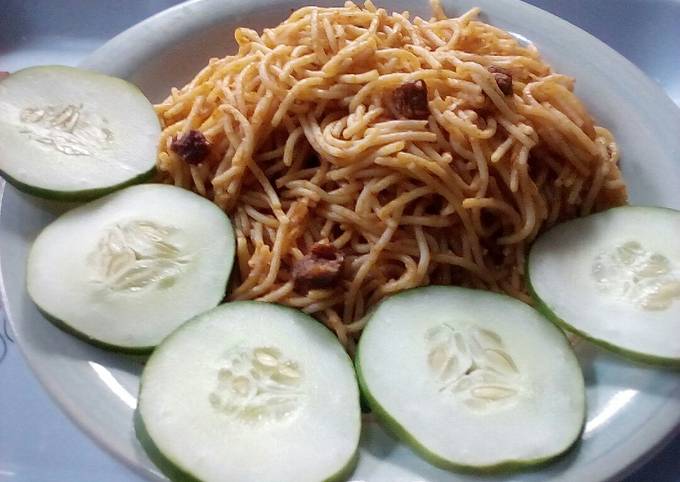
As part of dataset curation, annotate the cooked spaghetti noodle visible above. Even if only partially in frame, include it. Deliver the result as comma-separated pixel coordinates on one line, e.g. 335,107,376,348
155,0,627,350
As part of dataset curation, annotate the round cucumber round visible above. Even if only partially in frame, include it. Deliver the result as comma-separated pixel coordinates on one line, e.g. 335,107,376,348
26,184,235,353
528,206,680,366
137,301,361,482
0,65,159,200
356,286,585,472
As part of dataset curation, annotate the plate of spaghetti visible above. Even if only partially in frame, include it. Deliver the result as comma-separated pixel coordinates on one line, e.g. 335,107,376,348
152,1,629,344
2,0,679,480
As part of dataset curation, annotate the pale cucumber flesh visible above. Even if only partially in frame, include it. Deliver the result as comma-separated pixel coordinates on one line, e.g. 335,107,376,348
0,65,159,200
138,301,361,482
356,286,586,472
26,184,235,352
528,206,680,366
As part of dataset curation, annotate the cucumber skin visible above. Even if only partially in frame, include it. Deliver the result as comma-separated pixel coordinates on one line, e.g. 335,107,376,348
355,350,579,475
0,65,160,202
35,305,155,355
135,408,359,482
525,206,680,370
26,183,237,355
526,260,680,370
0,165,156,202
136,301,361,482
355,285,586,474
134,410,202,482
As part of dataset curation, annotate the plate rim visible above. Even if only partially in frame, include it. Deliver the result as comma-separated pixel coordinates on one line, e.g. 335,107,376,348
3,0,680,480
0,180,159,481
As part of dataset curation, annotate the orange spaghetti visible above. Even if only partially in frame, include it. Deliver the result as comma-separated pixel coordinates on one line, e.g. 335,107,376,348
154,0,627,350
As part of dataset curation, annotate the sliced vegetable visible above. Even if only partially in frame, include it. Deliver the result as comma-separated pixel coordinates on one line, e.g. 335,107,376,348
0,65,158,200
137,301,361,482
26,184,235,353
528,206,680,366
356,286,585,472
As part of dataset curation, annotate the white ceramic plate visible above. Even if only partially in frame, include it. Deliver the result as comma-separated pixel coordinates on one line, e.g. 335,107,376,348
3,0,680,480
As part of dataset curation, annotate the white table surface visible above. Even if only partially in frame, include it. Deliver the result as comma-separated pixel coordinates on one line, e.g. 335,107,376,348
0,1,678,481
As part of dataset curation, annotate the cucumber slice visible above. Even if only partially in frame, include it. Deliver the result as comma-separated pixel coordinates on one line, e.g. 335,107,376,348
528,206,680,366
356,286,585,472
0,65,159,200
26,184,235,352
137,301,361,482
